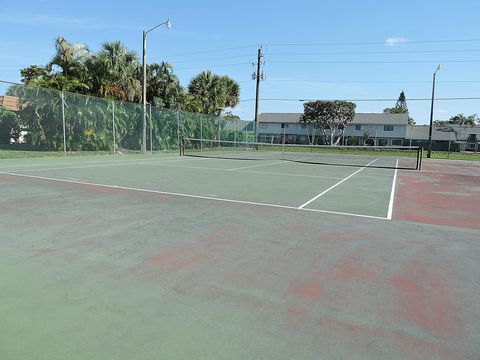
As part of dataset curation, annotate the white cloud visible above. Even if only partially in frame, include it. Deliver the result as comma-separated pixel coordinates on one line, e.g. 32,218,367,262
385,37,407,46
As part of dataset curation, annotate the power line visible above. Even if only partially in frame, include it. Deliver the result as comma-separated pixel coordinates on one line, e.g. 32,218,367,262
266,79,480,84
152,49,480,64
173,63,250,71
269,60,480,64
158,38,480,59
153,54,253,63
266,49,480,56
162,45,258,58
265,38,480,47
239,97,480,103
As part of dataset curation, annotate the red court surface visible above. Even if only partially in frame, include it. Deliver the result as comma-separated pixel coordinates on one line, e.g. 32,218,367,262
394,159,480,230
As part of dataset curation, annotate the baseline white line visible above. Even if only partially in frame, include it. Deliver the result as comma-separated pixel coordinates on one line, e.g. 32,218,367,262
298,158,379,209
6,158,197,173
387,159,399,220
0,156,186,170
0,171,388,220
228,161,284,171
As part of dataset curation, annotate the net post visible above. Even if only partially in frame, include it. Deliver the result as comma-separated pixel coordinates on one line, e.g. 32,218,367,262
419,147,423,170
61,91,67,157
415,147,420,170
112,100,116,155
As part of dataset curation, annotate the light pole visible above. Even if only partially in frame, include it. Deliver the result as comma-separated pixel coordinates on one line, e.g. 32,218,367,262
427,64,441,158
142,19,171,153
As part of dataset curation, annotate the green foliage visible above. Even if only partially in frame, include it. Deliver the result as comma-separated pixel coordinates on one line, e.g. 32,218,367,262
384,91,415,124
0,109,21,146
433,120,449,127
19,37,241,117
187,71,240,115
448,113,478,127
300,100,356,145
20,65,48,84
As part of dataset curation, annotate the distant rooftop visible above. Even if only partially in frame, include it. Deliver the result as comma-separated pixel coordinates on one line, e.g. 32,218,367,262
0,95,20,112
258,112,409,125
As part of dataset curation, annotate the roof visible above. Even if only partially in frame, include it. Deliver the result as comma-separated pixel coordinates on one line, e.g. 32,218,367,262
406,125,480,141
258,112,409,125
406,125,456,141
0,96,20,112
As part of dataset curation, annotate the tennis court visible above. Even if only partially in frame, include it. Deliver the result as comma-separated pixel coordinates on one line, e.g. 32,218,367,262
1,153,479,359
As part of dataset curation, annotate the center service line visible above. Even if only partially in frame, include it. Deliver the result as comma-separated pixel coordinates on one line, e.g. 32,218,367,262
298,158,379,209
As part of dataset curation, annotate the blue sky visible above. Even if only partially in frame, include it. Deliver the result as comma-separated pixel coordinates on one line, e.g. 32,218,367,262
0,0,479,124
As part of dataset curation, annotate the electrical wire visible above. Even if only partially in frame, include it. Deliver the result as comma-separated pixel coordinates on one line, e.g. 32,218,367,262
266,49,480,56
239,97,480,103
268,60,480,64
265,38,480,47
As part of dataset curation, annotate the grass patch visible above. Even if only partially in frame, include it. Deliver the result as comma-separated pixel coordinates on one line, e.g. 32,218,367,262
429,151,480,161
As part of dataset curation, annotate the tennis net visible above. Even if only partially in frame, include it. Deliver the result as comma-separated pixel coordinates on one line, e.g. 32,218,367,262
181,138,422,170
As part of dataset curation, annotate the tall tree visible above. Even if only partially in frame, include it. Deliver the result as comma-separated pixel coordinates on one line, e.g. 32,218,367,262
86,41,141,102
20,65,48,85
146,62,184,109
384,91,415,124
47,37,91,79
188,71,240,115
300,100,356,145
448,113,478,127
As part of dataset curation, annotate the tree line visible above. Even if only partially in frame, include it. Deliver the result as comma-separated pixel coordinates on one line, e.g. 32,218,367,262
19,37,240,115
0,37,244,150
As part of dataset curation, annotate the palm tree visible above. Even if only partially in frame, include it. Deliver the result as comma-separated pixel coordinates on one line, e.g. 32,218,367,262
188,71,240,116
220,75,240,109
48,37,91,81
87,41,142,102
147,62,184,109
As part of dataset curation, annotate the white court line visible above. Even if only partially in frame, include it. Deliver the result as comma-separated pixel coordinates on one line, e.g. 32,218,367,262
5,158,199,173
0,155,185,169
298,158,379,209
139,162,344,180
387,159,399,220
4,160,343,180
0,171,388,220
228,161,284,171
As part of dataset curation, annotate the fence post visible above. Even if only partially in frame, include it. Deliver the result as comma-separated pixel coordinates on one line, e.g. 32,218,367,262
177,110,180,150
61,91,67,157
112,100,116,155
149,105,153,154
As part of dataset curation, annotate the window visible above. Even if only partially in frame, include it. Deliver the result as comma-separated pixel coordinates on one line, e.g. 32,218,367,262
281,123,289,128
378,138,388,146
391,139,403,146
384,125,394,131
259,123,267,129
355,124,361,131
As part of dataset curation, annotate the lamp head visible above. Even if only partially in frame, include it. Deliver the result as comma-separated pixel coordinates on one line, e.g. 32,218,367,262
166,19,172,28
435,64,442,73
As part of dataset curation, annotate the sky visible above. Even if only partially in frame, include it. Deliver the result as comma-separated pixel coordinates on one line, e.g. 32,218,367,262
0,0,479,124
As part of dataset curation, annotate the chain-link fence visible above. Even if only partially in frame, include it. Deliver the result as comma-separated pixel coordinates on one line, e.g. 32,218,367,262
0,80,254,157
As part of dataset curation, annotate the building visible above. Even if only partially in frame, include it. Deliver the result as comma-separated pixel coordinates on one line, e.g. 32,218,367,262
257,112,408,146
0,95,20,112
256,112,479,151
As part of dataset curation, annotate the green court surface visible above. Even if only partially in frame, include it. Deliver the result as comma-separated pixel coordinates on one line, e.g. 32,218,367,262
1,154,479,360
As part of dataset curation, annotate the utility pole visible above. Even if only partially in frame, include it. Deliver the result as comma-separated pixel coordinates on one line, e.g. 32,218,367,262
253,47,265,142
427,64,441,158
